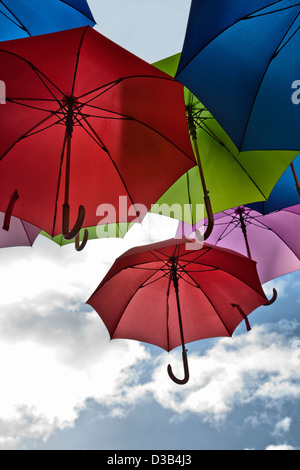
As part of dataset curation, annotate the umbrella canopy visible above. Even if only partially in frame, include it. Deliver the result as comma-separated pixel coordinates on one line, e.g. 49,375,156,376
177,205,300,285
0,0,95,41
176,0,300,153
0,26,195,251
0,211,40,248
87,238,277,384
150,53,297,232
249,153,300,214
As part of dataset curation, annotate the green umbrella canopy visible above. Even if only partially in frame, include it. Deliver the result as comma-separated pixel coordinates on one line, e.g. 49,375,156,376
151,54,298,228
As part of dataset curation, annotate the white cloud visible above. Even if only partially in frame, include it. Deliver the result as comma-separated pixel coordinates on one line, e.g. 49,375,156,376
124,321,300,424
0,215,299,448
273,418,292,437
0,214,178,448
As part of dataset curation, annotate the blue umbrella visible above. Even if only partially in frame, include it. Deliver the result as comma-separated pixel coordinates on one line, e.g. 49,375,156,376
0,0,95,41
249,153,300,214
176,0,300,153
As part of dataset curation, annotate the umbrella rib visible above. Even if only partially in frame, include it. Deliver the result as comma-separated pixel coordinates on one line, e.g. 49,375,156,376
277,23,300,55
0,49,65,101
249,215,300,257
58,0,95,22
176,0,283,75
6,98,63,114
72,113,108,152
0,111,62,162
19,218,38,246
77,79,125,105
77,115,143,221
188,101,271,199
78,76,196,164
204,215,243,243
109,267,168,339
71,26,88,97
78,75,176,101
214,221,240,243
248,4,300,19
140,271,170,288
182,270,232,336
174,246,212,269
0,1,31,35
82,104,196,164
199,121,233,151
239,8,300,151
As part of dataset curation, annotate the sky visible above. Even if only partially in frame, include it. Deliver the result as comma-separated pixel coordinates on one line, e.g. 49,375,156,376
0,0,300,451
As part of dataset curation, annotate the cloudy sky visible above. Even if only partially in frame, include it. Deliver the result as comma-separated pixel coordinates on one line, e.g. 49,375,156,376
0,0,299,451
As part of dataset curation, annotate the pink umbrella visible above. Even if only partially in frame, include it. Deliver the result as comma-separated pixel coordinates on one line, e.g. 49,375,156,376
177,206,300,285
0,210,40,248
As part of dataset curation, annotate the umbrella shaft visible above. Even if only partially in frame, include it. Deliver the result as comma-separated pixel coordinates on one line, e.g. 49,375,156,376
64,134,72,206
171,265,186,354
64,98,75,205
237,208,252,259
291,163,300,199
186,106,209,196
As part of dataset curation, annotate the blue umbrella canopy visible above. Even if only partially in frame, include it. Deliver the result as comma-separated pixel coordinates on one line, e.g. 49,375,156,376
249,153,300,214
176,0,300,152
0,0,95,41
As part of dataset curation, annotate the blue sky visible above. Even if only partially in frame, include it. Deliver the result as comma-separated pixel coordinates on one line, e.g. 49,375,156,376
0,0,299,451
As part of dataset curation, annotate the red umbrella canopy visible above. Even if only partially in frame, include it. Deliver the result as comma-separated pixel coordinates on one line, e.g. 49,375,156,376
0,26,195,249
87,238,277,384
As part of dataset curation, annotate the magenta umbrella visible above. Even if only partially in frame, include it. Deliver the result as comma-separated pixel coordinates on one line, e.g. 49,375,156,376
177,206,300,285
0,211,40,248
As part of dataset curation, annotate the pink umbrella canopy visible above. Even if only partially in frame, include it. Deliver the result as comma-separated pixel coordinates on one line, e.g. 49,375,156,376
87,238,276,384
177,206,300,285
0,212,40,248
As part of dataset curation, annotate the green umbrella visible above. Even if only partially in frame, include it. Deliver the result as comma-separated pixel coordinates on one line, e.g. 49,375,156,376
151,54,298,236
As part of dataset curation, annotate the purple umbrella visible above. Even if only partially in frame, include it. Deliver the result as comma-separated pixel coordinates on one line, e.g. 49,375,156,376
177,206,300,285
0,212,40,248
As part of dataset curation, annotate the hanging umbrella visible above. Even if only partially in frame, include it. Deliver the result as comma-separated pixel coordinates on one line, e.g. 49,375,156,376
249,153,300,214
87,238,277,385
0,211,40,248
0,0,95,41
150,53,297,234
177,205,300,285
175,0,300,196
0,26,195,251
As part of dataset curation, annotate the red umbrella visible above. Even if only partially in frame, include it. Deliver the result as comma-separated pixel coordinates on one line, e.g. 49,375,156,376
87,238,277,385
0,26,195,250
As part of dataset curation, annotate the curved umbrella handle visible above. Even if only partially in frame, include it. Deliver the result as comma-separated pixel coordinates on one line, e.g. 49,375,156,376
167,349,190,385
194,195,214,242
203,194,214,240
264,288,278,306
75,230,89,252
62,203,86,241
